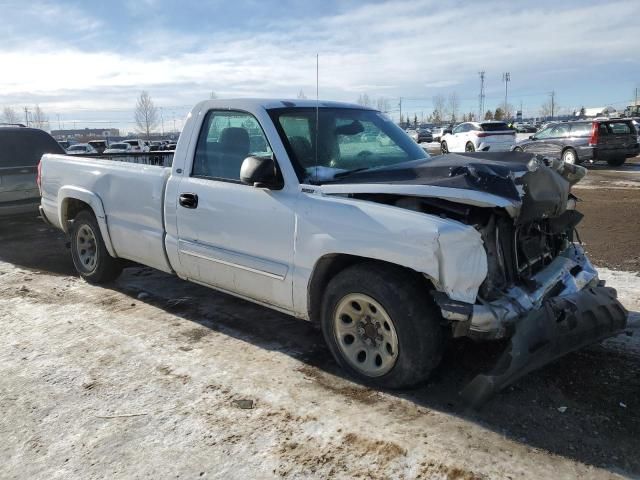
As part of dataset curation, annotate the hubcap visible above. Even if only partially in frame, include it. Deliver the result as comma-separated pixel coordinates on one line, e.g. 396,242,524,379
333,293,399,377
564,151,576,164
76,225,98,272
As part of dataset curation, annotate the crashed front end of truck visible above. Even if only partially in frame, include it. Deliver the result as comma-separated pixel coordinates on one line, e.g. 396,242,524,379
325,151,628,405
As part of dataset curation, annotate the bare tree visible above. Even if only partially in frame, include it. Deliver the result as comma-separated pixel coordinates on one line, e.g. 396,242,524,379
31,104,49,129
376,97,391,113
297,90,307,99
3,106,19,123
484,110,494,120
539,99,558,119
447,92,459,123
432,94,447,123
356,93,371,107
134,91,159,140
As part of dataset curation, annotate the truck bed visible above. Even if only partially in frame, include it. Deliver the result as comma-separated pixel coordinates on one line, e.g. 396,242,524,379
40,154,173,273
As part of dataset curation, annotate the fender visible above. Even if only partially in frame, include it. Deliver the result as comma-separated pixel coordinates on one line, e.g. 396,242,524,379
58,186,117,258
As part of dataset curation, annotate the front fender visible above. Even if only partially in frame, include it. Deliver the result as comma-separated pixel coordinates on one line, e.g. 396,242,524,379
58,186,117,257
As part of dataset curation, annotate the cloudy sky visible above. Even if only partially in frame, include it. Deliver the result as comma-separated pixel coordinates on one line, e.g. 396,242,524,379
1,0,638,132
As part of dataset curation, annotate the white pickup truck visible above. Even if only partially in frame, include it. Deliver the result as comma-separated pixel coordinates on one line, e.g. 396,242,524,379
38,99,627,403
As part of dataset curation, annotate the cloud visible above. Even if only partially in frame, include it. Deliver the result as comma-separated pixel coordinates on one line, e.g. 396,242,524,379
0,0,638,126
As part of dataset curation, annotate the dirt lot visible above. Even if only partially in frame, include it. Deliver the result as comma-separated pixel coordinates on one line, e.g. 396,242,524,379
1,160,639,479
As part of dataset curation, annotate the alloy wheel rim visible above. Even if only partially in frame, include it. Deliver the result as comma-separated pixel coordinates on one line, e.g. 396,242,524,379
564,151,576,164
76,225,98,272
333,293,399,377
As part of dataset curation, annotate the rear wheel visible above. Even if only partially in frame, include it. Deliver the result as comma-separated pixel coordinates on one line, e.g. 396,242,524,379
513,147,523,152
321,263,445,389
440,141,449,154
562,148,578,165
606,156,626,167
465,142,475,152
70,210,123,284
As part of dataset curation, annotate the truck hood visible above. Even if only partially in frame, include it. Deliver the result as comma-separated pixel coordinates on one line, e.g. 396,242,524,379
318,151,585,223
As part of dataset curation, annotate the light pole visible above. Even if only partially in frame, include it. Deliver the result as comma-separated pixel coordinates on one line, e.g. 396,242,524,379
502,72,510,119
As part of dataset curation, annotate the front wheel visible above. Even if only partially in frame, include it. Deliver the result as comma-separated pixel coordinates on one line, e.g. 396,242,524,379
440,141,449,154
321,263,445,389
70,210,123,284
562,148,578,165
513,147,523,152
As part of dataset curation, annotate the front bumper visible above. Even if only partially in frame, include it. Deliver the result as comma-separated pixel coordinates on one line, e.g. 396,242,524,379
434,244,628,405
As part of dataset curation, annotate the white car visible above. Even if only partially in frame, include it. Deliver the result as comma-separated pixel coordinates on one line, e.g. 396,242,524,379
441,121,516,154
104,142,133,154
37,98,626,403
65,143,97,155
123,139,149,152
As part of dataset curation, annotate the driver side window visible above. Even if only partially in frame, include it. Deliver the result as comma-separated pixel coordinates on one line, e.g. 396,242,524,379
452,124,465,134
535,127,554,139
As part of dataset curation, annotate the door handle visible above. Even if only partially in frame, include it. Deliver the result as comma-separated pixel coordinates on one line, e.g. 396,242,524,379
179,193,198,209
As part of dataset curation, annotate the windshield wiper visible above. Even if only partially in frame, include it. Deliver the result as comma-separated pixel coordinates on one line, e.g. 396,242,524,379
332,167,371,179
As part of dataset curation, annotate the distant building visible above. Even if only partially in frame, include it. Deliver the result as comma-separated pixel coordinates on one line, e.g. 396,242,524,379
51,128,120,142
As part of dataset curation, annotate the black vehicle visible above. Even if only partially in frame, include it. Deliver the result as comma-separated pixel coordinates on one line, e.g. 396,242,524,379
416,127,433,143
0,126,65,217
513,119,639,166
88,140,108,154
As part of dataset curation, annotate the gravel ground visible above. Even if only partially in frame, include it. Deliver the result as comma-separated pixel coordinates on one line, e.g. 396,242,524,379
1,161,639,479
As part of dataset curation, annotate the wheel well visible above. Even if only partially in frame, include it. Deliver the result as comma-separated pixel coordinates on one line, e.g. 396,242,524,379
562,146,576,155
61,198,93,230
307,254,431,324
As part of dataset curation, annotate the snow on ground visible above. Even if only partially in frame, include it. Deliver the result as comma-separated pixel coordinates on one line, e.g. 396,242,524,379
599,268,640,355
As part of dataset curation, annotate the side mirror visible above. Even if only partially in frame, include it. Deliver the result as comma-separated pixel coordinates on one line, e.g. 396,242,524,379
529,135,535,140
444,129,452,135
240,156,283,189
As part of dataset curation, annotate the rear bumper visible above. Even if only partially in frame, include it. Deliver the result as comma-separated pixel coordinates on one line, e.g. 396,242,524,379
478,142,514,152
0,199,40,217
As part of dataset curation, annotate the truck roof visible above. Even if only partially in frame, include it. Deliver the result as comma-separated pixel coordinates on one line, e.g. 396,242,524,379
194,98,374,111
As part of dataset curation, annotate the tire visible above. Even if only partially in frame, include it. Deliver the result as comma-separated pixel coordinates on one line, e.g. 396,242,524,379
562,148,578,165
465,142,475,152
513,147,523,152
70,210,123,284
606,156,625,167
440,141,448,154
320,263,445,389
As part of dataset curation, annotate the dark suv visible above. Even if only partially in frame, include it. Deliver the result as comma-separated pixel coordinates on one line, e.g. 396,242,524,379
0,126,65,217
512,119,639,166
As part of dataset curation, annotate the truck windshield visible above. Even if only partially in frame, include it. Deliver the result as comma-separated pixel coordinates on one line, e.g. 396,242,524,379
268,107,429,183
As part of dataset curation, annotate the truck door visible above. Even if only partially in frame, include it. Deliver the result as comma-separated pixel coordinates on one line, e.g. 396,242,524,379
174,109,296,310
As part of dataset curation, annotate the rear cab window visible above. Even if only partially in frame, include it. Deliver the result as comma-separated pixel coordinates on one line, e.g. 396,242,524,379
602,121,633,135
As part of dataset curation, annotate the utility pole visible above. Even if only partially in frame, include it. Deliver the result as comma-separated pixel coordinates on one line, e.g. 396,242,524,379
160,107,165,136
550,91,555,120
399,97,402,126
24,107,30,127
478,71,485,120
502,72,510,118
57,114,61,130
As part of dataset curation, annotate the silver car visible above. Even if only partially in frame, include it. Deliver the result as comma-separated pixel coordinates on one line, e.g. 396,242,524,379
0,126,65,217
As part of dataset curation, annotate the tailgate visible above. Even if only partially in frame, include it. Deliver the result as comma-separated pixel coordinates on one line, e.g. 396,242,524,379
0,166,38,203
598,120,638,154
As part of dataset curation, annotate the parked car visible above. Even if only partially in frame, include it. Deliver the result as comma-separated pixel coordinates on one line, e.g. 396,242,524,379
38,99,627,404
512,119,640,166
406,129,419,142
415,127,433,143
0,126,64,217
441,121,516,153
430,126,449,143
123,139,149,152
88,140,108,154
513,123,536,133
66,144,98,155
57,140,72,150
104,142,133,154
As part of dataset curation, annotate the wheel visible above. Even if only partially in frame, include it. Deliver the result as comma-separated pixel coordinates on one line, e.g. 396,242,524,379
320,263,445,389
465,142,475,152
606,156,625,167
70,210,123,284
562,148,578,165
513,147,523,152
440,141,448,154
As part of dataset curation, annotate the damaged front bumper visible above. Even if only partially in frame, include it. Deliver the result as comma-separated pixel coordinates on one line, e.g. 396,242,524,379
433,244,628,406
